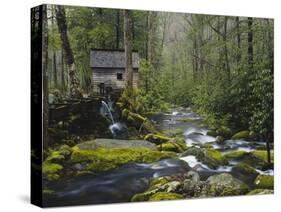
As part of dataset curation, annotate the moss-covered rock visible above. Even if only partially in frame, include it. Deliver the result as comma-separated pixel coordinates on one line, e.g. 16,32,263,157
254,175,274,189
215,136,225,144
182,147,228,168
131,190,156,202
181,146,205,158
70,146,176,172
232,163,259,184
203,149,229,168
58,144,73,156
148,176,173,191
251,150,274,162
247,189,273,195
148,192,184,201
207,173,249,196
207,129,217,137
157,140,187,153
242,150,274,169
231,130,250,140
216,126,232,139
144,133,171,145
224,150,248,160
42,161,63,181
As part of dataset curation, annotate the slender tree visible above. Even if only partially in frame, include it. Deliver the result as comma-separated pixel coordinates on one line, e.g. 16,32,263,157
56,5,81,98
123,9,133,89
248,17,254,71
42,5,49,148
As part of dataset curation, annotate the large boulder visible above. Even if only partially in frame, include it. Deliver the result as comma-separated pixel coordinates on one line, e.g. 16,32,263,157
202,149,229,169
70,146,176,172
231,163,259,184
206,173,249,196
76,138,157,150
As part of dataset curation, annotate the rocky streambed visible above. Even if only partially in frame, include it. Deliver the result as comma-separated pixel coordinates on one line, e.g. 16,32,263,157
43,107,274,207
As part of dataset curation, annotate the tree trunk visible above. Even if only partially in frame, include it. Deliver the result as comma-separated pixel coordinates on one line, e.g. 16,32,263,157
147,11,158,68
61,48,65,93
51,6,57,88
56,5,81,98
235,17,241,64
115,10,120,49
53,52,57,88
248,17,254,71
42,5,49,148
223,17,230,81
123,10,133,90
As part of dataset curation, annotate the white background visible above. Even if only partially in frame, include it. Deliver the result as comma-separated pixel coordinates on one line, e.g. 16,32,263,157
0,0,280,211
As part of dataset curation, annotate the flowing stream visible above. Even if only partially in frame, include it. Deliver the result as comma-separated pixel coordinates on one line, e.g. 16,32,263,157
149,107,274,176
45,107,273,206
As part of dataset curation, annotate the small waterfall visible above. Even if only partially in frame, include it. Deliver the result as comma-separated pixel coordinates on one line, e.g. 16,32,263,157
101,100,115,124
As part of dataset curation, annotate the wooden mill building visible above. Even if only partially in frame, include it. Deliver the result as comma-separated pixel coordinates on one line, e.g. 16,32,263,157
90,49,139,95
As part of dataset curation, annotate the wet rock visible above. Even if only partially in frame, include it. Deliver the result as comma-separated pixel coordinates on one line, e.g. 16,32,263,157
206,173,249,196
207,129,217,137
181,148,228,169
232,163,259,184
215,136,225,145
183,171,200,194
254,175,274,189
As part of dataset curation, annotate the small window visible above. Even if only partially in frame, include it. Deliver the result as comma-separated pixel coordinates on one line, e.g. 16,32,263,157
117,73,123,80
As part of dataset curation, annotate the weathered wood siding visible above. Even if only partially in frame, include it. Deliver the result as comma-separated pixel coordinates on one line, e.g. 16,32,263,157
92,68,139,92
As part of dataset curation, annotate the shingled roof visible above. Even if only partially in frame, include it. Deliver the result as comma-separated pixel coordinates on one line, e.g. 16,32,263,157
90,49,139,69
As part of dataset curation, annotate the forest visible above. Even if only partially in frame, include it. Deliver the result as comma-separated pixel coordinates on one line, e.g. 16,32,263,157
31,4,274,207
